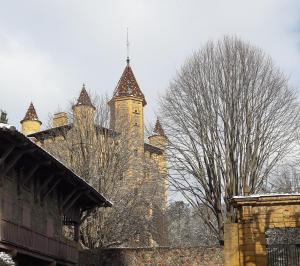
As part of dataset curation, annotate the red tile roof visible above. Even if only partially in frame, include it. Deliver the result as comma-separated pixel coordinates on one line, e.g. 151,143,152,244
113,64,146,106
21,102,41,124
74,84,95,109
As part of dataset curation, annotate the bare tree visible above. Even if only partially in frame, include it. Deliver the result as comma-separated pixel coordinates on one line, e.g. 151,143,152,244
269,164,300,193
43,93,158,248
167,201,218,247
160,36,300,244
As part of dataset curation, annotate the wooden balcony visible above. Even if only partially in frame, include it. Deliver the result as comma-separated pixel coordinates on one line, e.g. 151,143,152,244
0,219,78,264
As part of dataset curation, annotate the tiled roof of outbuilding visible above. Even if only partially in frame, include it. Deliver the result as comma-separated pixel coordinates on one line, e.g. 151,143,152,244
113,64,146,106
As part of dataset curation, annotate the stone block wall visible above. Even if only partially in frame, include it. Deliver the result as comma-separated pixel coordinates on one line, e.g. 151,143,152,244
79,246,223,266
225,194,300,266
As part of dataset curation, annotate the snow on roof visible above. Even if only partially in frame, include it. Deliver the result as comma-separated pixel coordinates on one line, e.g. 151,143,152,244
233,193,300,199
0,123,16,130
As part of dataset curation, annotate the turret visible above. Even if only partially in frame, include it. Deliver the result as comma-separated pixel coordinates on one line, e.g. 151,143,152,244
108,60,146,145
148,118,167,150
72,84,95,127
20,103,42,135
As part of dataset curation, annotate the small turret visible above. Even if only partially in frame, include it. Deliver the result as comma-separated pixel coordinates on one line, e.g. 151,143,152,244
148,118,167,150
72,84,95,127
20,103,42,135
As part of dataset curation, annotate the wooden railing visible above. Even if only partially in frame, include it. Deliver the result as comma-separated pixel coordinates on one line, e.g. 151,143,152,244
0,219,78,263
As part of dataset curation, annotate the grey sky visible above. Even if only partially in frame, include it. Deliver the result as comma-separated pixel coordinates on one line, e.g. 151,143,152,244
1,0,300,130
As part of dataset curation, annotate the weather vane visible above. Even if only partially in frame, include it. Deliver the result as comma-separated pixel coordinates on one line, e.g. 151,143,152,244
126,27,130,65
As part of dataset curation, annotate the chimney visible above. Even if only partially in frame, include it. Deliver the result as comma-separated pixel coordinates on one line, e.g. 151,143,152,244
52,112,68,128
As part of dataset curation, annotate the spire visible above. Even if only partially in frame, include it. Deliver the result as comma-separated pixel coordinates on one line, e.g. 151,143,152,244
73,83,95,109
113,65,147,106
126,27,130,65
21,102,41,124
153,118,165,136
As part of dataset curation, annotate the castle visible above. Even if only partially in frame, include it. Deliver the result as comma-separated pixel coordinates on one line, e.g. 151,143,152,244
19,59,168,246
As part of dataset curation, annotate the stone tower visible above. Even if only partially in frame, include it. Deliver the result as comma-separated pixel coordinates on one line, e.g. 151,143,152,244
108,60,146,178
148,119,168,245
72,84,95,128
148,118,167,151
20,102,42,135
109,61,146,138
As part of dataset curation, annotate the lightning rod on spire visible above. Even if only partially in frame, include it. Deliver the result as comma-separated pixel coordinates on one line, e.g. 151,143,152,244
126,27,130,65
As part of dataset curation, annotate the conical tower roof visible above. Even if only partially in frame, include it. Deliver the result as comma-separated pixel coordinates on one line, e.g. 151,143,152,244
113,63,146,106
153,118,165,136
73,84,95,109
21,102,42,124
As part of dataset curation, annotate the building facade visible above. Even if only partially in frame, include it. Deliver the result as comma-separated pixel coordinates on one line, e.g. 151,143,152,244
20,60,168,246
0,123,111,266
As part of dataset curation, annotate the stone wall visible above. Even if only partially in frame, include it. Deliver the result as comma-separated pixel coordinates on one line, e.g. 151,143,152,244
225,194,300,266
79,246,223,266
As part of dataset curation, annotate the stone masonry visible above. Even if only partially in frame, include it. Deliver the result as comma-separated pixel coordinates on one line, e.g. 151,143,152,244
79,246,224,266
224,194,300,266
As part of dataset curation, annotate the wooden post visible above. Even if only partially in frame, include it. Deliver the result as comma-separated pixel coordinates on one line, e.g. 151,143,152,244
74,223,80,242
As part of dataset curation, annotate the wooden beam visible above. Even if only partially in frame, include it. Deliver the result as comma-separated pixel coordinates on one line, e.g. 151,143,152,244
1,147,35,179
22,164,40,186
0,163,4,186
74,223,80,242
0,145,15,166
41,179,61,202
22,160,52,186
38,173,55,196
1,152,24,177
62,187,81,209
17,167,25,195
63,193,84,214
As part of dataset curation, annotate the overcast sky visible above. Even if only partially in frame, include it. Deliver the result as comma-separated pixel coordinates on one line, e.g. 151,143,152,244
1,0,300,130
